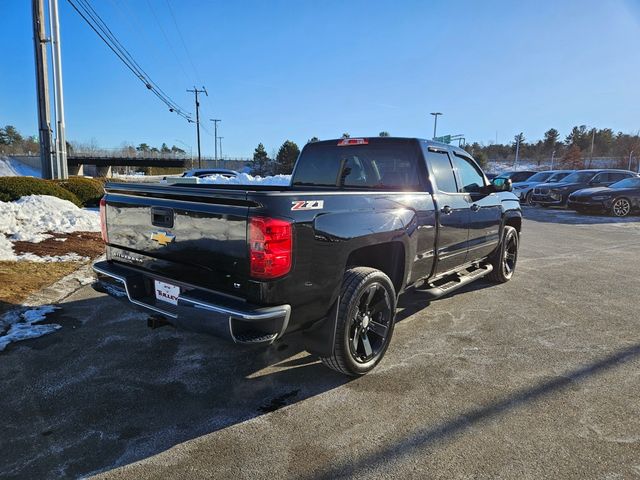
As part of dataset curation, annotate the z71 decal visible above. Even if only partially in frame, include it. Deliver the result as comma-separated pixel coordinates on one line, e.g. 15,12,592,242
291,200,324,211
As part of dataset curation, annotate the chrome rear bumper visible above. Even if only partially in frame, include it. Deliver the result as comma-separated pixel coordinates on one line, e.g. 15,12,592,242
93,261,290,344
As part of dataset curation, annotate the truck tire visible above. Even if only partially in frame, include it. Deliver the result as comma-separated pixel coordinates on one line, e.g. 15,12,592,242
320,267,396,376
487,226,519,283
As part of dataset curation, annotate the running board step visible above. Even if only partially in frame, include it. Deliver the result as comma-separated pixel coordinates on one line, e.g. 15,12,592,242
418,264,493,299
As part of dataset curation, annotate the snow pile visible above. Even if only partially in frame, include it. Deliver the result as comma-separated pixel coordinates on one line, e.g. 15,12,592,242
0,195,100,261
0,156,41,177
0,305,60,352
486,161,541,175
198,173,291,186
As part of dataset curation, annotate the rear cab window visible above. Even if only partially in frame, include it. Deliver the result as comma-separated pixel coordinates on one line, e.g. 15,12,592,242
292,139,425,190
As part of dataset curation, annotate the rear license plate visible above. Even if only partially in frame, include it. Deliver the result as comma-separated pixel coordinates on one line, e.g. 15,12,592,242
154,280,180,305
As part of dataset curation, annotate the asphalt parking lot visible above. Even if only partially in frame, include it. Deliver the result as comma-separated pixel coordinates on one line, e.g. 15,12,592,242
1,206,639,479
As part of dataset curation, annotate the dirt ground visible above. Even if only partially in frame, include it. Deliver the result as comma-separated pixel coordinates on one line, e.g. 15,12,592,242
12,231,104,258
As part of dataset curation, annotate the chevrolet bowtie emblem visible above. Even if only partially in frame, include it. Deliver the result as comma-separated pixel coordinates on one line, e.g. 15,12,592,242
151,231,175,246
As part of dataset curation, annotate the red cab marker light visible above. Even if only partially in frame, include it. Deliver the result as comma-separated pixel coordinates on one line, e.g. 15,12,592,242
337,138,369,146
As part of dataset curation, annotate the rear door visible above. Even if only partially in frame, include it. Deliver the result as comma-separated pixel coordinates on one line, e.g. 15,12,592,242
450,152,502,262
423,146,470,275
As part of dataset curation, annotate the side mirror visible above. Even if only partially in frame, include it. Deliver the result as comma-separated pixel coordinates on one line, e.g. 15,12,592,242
491,177,512,192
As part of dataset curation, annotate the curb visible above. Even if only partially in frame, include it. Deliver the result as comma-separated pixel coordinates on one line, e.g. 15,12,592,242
22,255,104,307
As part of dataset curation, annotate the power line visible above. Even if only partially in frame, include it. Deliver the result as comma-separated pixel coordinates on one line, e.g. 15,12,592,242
144,0,193,85
66,0,192,121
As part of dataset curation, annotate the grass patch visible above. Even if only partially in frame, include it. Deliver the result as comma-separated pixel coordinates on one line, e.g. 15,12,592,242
0,261,82,306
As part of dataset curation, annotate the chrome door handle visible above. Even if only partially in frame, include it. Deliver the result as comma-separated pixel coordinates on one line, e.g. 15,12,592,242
441,205,453,215
470,204,480,212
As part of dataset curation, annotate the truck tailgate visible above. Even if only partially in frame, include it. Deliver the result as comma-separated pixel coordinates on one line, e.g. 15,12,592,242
103,183,257,296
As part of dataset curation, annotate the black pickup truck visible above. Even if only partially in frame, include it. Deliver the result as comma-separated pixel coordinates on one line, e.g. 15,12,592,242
94,137,522,375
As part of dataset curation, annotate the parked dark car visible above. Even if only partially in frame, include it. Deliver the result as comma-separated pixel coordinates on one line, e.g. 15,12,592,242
531,169,637,207
494,170,538,184
568,176,640,216
511,170,574,204
93,137,521,376
182,168,238,178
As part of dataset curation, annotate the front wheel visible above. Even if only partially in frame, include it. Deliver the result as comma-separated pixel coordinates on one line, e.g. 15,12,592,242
611,197,631,217
487,226,519,283
524,190,533,205
320,267,396,376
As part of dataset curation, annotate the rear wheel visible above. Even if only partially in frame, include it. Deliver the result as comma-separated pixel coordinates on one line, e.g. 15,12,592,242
320,267,396,376
487,226,519,283
611,197,631,217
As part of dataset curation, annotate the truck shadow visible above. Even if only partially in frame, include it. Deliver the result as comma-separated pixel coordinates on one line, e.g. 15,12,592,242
0,294,350,479
395,280,494,323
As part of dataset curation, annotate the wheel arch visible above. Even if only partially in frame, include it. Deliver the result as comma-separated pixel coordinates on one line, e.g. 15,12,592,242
345,241,406,294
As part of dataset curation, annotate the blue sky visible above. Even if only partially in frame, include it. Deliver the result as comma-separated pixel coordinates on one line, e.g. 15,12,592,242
2,0,640,158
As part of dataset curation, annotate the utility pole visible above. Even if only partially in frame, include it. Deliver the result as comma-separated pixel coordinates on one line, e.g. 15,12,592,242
588,128,595,168
210,119,221,161
187,86,207,168
32,0,55,179
430,112,442,139
218,136,224,160
49,0,68,178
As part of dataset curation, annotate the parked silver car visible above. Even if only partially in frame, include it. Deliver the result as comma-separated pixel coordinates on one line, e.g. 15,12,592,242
511,170,575,204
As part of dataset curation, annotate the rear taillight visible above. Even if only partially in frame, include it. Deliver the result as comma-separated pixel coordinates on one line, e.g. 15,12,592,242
249,217,292,279
99,197,108,243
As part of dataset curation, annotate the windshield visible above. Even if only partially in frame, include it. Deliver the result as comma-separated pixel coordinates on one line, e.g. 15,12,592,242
547,171,571,182
610,177,640,189
525,172,553,182
292,141,422,189
559,171,596,183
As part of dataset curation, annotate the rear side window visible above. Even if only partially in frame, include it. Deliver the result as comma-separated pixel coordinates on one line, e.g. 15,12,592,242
292,141,422,189
452,154,485,193
425,150,457,193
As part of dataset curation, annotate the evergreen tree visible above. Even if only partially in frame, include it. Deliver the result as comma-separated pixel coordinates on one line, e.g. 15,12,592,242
161,143,171,153
341,133,350,139
307,136,319,143
379,131,390,137
542,128,560,154
252,143,271,176
562,145,583,169
275,140,300,175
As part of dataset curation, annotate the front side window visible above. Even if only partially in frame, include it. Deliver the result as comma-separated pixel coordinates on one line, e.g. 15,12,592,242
452,154,485,193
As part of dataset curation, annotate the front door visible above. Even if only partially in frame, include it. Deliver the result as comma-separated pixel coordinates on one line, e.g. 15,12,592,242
450,153,502,262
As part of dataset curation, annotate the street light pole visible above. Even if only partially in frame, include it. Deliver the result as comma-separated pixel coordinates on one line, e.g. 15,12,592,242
210,119,221,162
430,112,442,140
628,150,634,171
218,136,224,159
550,150,556,169
49,0,68,178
